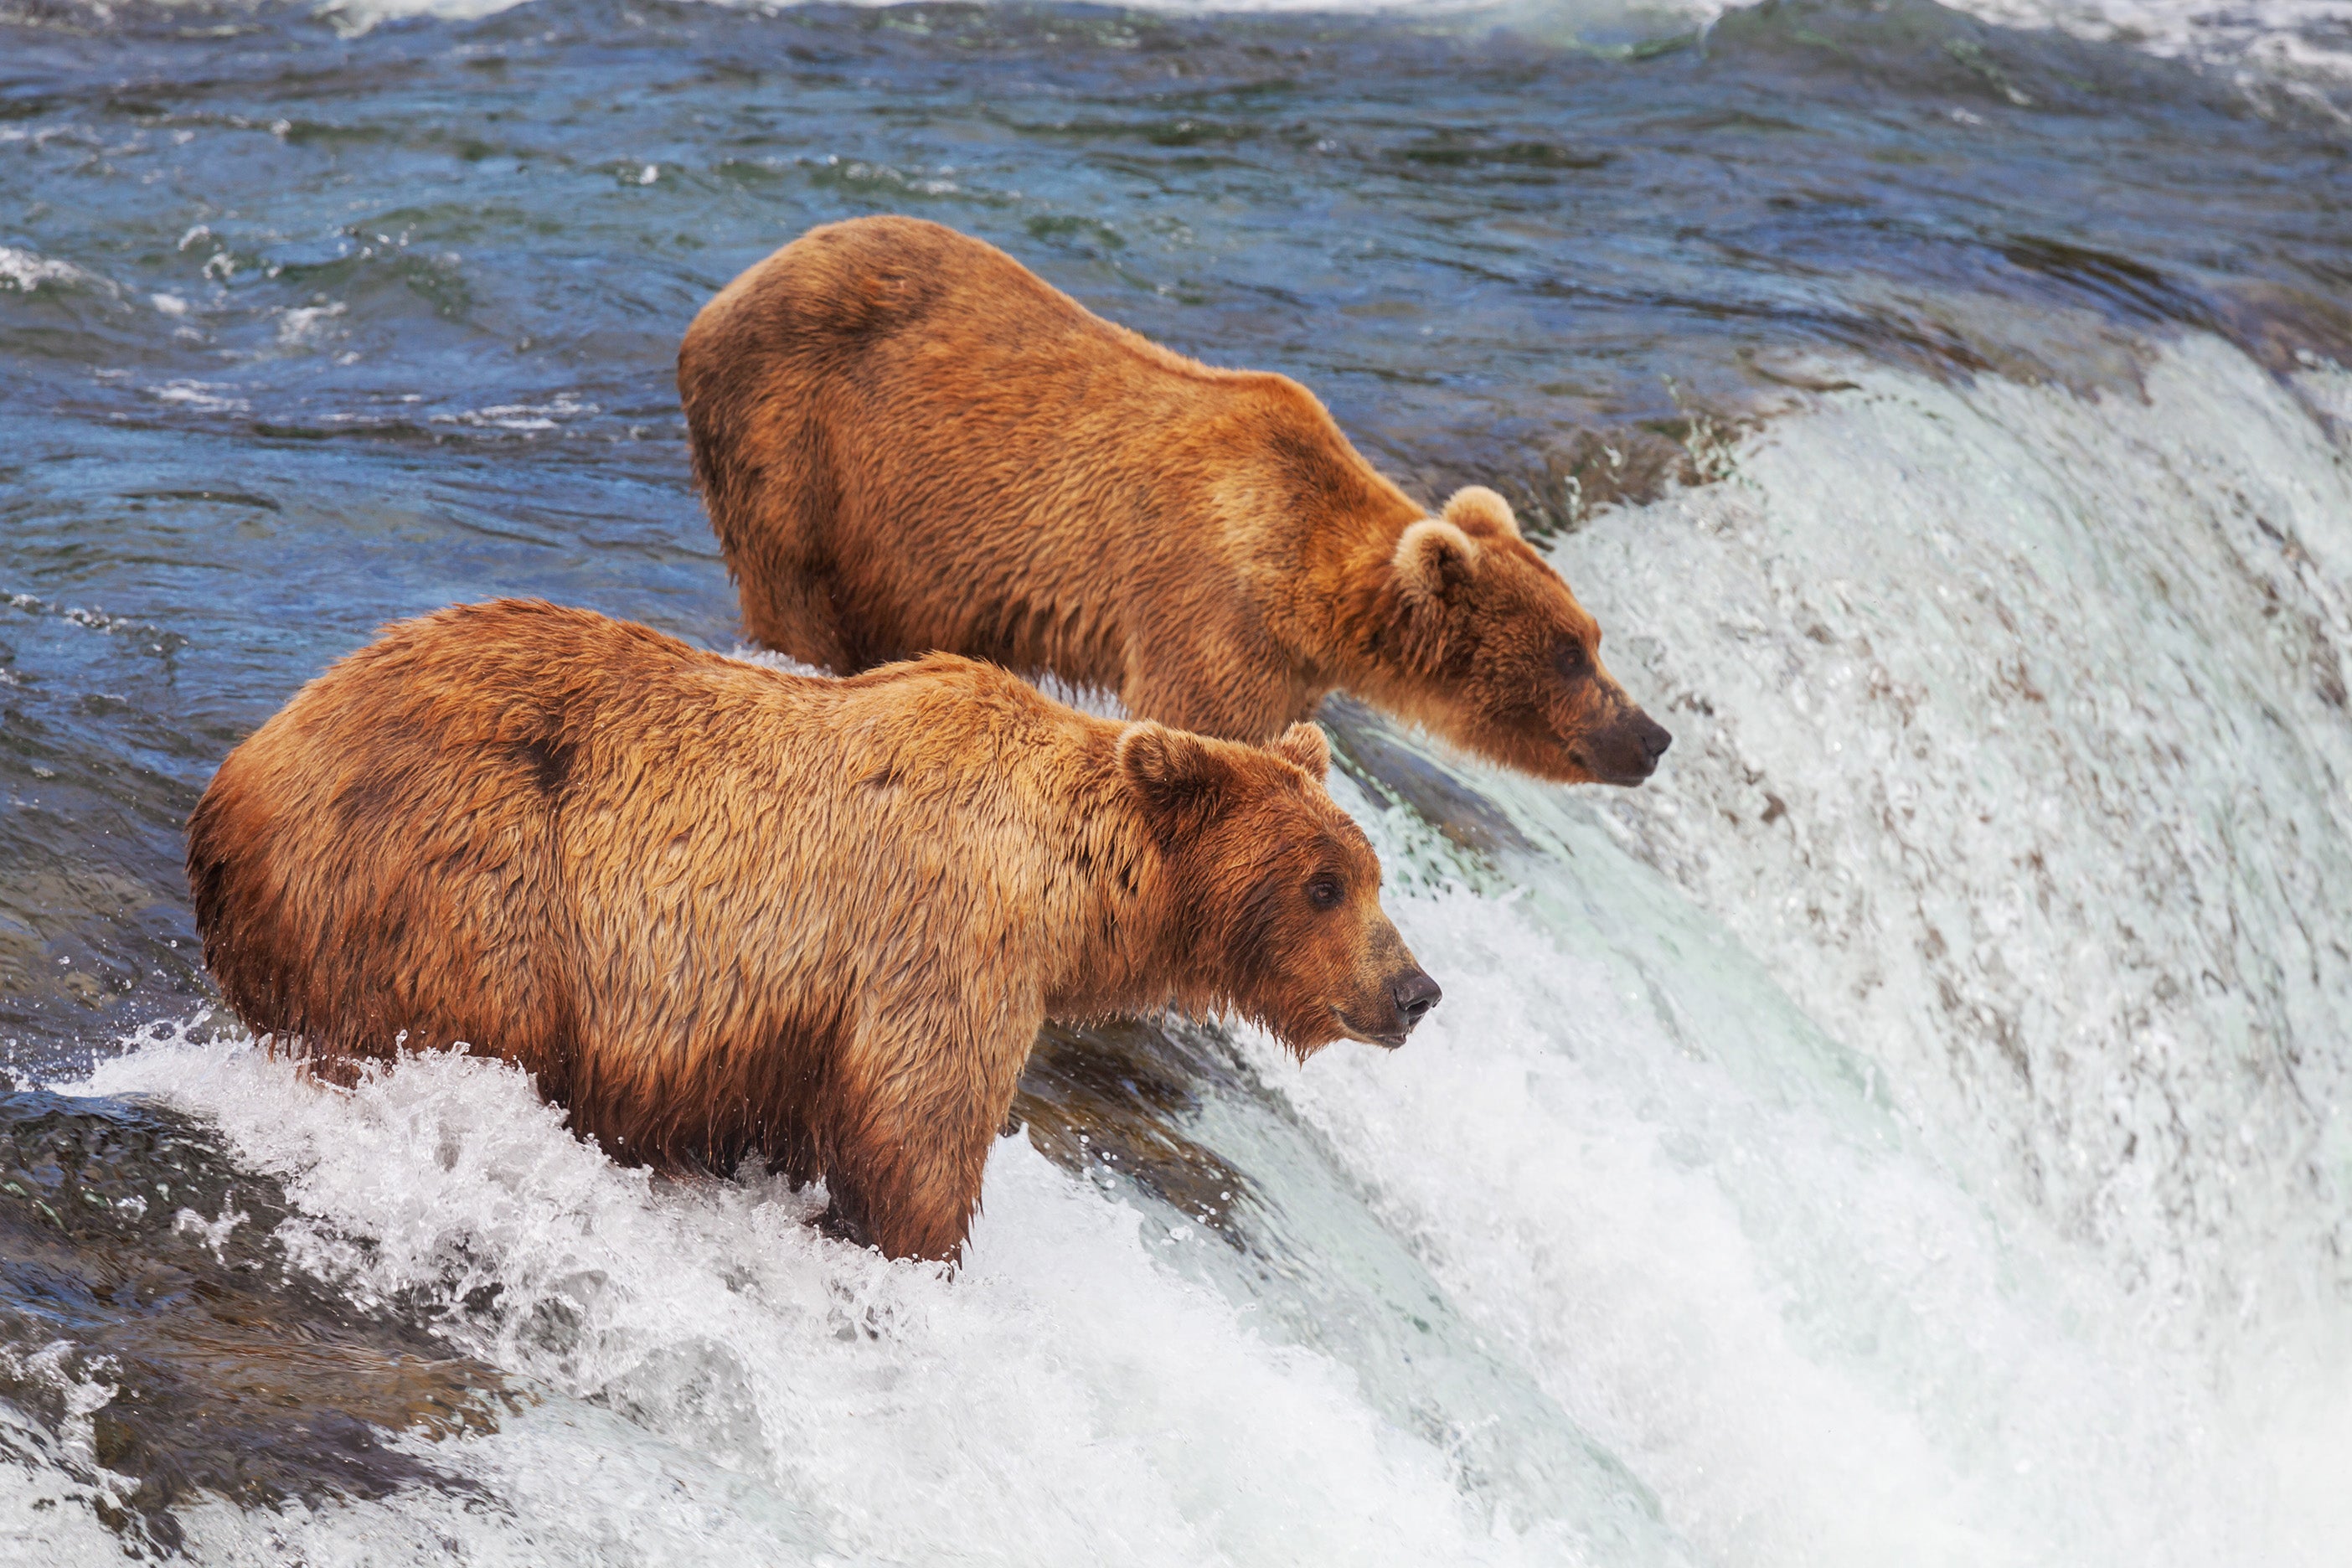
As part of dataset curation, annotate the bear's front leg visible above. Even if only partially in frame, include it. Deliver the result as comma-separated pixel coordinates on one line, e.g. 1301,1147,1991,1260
1121,631,1313,745
818,992,1039,1263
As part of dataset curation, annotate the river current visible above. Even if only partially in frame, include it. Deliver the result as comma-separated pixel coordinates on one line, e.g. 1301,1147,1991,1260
2,0,2349,1560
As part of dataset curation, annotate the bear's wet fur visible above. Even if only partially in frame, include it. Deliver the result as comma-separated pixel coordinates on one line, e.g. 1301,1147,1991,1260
186,601,1437,1261
678,214,1672,786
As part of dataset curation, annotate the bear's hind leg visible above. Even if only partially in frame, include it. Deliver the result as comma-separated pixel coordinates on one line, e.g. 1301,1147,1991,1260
740,557,857,674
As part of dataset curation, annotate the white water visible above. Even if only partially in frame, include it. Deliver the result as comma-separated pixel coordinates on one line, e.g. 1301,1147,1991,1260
312,0,2352,92
1284,334,2352,1565
1580,336,2352,1306
1949,0,2352,85
18,330,2349,1565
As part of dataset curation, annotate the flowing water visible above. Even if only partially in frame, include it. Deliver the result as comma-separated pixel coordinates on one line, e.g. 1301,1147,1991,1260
3,0,2350,1560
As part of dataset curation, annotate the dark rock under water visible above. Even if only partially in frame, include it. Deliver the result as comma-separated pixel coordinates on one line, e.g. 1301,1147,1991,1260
0,1086,513,1553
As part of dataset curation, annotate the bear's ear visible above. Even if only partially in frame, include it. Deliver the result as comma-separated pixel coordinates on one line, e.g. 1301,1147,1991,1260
1393,519,1481,605
1269,721,1330,781
1118,721,1232,843
1442,485,1522,541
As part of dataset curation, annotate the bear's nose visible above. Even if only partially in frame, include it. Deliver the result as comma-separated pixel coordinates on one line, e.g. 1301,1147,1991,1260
1636,714,1673,761
1391,969,1442,1030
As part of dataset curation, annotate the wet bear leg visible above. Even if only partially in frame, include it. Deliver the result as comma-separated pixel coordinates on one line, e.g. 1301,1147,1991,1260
740,553,857,674
1122,642,1312,745
818,1005,1036,1262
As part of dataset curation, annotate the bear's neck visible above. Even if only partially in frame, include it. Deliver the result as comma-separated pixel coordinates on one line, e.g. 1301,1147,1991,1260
1034,744,1232,1026
1295,523,1465,736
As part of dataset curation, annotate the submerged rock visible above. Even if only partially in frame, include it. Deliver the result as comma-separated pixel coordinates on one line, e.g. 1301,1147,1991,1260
0,1086,513,1555
1012,1019,1258,1242
1318,694,1535,861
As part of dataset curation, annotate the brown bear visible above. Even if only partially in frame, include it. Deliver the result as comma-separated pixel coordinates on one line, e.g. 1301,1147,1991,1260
678,214,1671,786
185,600,1438,1262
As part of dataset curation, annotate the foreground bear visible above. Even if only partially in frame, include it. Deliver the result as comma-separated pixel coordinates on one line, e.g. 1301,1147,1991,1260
679,214,1671,785
186,601,1439,1261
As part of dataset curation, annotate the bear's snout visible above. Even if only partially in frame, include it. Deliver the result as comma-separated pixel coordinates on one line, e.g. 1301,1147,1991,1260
1390,967,1442,1039
1633,712,1673,767
1588,709,1672,785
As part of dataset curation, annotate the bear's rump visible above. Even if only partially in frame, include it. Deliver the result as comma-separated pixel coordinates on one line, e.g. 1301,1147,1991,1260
187,650,571,1068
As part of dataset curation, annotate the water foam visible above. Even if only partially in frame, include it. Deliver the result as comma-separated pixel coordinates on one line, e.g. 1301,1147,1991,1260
1942,0,2352,85
72,1032,1565,1565
0,245,91,293
1261,792,2351,1566
316,0,1554,28
1237,329,2352,1565
307,0,2352,90
1558,333,2352,1308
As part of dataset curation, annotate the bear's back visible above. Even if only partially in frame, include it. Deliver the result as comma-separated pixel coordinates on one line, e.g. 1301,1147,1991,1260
188,602,1127,1070
682,215,1310,462
221,601,1095,858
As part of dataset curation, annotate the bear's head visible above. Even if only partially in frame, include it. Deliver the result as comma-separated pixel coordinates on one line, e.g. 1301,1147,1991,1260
1119,719,1439,1057
1384,486,1671,786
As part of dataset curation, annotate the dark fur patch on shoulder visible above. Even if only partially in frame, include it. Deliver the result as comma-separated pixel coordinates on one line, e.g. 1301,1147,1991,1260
513,734,575,801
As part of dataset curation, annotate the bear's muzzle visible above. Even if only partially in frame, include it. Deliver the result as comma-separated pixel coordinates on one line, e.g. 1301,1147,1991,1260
1385,966,1442,1045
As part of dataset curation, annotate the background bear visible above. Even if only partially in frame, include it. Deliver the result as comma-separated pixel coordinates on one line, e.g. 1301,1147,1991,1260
185,601,1439,1262
678,214,1672,786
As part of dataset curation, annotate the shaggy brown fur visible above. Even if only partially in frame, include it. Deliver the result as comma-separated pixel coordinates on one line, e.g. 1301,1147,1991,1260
678,214,1672,786
186,601,1437,1262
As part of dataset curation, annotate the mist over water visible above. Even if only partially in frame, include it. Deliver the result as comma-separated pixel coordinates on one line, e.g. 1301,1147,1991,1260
2,0,2349,1560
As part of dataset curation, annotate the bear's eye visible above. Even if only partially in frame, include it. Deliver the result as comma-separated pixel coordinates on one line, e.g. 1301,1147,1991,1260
1307,875,1344,910
1554,641,1589,678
